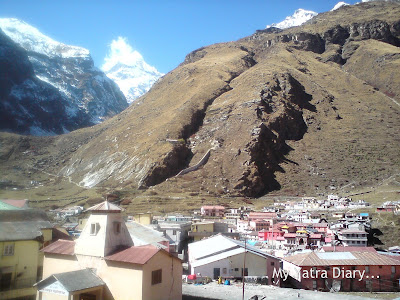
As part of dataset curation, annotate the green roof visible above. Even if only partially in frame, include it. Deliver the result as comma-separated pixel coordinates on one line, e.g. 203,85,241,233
0,201,21,210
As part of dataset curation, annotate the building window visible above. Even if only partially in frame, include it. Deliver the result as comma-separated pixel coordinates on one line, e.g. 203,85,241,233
90,223,100,235
312,280,317,289
114,222,121,234
392,266,396,274
173,230,177,235
234,268,239,271
3,244,14,256
271,261,275,266
222,268,227,274
152,269,162,285
365,266,370,273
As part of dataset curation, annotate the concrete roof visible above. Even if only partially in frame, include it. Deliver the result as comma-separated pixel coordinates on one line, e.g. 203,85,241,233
36,269,104,292
0,210,52,241
125,221,168,249
284,251,400,266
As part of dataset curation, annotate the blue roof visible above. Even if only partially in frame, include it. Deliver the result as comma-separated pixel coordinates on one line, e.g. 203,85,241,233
360,213,369,216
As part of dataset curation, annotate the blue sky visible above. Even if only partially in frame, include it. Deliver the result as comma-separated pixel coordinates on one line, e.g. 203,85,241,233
0,1,358,74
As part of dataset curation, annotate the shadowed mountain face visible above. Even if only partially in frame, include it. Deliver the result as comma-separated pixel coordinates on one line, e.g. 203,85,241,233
1,2,400,203
0,19,128,135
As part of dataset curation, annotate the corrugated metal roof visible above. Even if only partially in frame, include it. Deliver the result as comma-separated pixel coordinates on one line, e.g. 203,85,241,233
105,245,160,265
284,251,400,266
43,239,75,255
85,201,122,212
317,252,356,260
322,246,377,253
191,247,245,268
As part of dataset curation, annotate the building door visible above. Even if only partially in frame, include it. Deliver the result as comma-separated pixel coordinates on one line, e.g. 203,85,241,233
80,293,96,300
213,268,220,279
0,273,12,290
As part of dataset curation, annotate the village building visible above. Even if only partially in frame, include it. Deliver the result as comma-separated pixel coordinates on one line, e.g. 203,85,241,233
154,219,191,258
188,235,281,285
200,205,225,217
36,201,182,300
0,210,52,300
188,221,239,242
337,228,368,247
283,251,400,292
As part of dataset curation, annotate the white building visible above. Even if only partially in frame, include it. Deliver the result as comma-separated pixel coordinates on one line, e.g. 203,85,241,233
188,235,281,284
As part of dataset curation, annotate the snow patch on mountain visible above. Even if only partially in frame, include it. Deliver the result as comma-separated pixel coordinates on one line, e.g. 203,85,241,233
331,2,350,10
102,37,163,104
0,18,89,58
266,8,318,29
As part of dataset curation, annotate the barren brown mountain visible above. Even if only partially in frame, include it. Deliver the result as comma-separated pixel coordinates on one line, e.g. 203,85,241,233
1,1,399,212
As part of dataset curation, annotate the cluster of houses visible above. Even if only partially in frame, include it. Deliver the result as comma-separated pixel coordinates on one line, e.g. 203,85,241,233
274,195,370,211
1,197,400,300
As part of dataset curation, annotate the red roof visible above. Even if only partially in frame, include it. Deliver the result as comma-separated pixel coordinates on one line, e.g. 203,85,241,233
309,234,322,239
105,245,162,265
43,239,75,255
312,223,328,228
249,212,277,219
1,199,28,208
284,233,297,238
322,246,377,253
201,205,225,210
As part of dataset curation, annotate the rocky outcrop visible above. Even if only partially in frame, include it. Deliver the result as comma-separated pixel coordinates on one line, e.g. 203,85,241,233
234,73,313,197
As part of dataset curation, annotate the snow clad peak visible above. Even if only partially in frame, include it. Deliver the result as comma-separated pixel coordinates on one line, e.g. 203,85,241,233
102,37,158,74
102,37,163,104
0,18,89,58
266,8,318,29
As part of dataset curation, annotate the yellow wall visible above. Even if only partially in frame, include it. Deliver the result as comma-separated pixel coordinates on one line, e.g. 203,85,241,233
41,229,53,243
100,261,143,300
133,213,152,225
43,254,79,278
0,240,40,300
191,223,214,233
142,252,182,300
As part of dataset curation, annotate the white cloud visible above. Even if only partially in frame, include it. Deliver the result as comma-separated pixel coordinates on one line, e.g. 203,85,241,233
102,36,144,72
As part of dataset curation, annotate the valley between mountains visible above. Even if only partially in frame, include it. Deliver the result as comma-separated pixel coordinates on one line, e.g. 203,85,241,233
1,1,400,214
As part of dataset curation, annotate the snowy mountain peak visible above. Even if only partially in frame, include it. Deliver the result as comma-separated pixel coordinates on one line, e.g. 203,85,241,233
0,18,89,58
102,37,163,104
331,2,350,11
266,8,318,29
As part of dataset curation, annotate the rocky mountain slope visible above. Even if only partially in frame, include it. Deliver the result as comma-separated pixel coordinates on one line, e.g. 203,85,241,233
0,18,128,135
0,1,399,209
